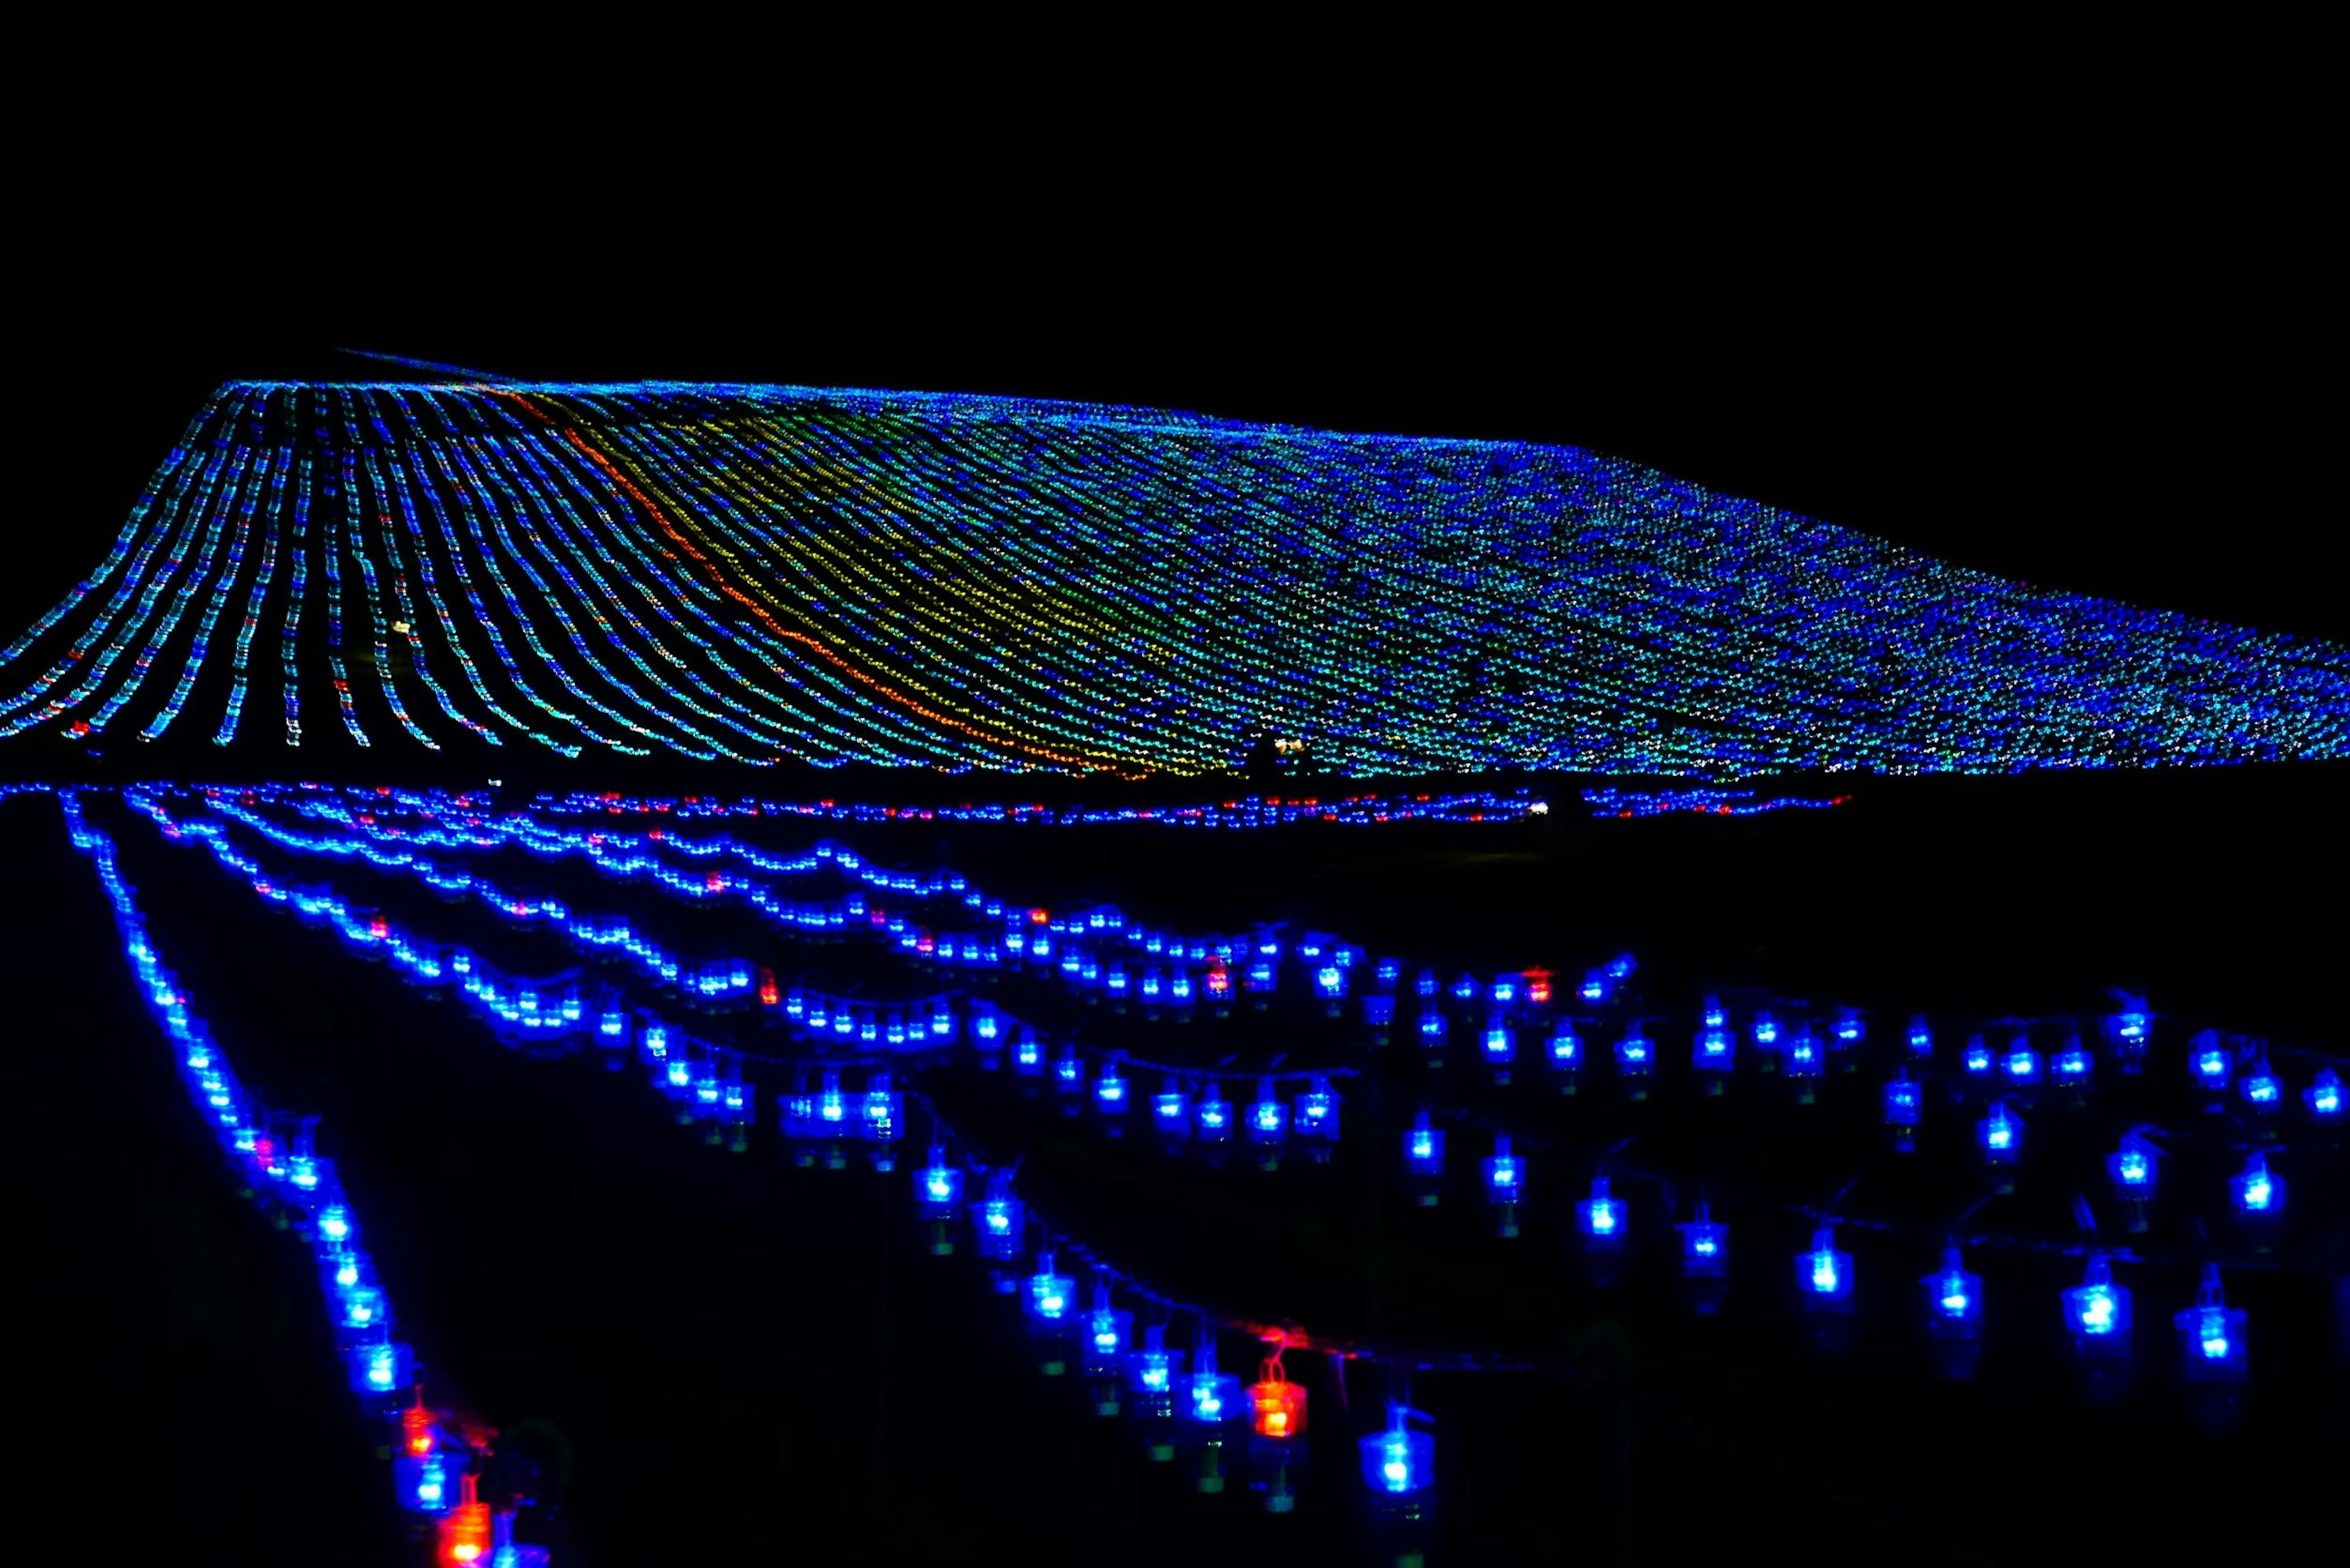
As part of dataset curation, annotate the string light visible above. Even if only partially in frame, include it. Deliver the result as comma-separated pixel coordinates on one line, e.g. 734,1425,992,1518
1360,1404,1435,1498
2174,1264,2248,1383
1799,1225,1855,1311
2064,1253,2133,1354
1676,1202,1729,1279
1579,1176,1626,1250
1923,1244,1983,1341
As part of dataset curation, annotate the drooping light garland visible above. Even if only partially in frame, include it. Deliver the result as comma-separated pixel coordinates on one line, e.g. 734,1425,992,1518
139,786,2346,1391
59,793,550,1566
1580,785,1850,818
28,765,2337,1562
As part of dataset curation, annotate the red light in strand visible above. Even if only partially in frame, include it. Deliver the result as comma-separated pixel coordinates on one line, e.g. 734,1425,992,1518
1249,1343,1307,1439
403,1387,436,1457
438,1473,491,1565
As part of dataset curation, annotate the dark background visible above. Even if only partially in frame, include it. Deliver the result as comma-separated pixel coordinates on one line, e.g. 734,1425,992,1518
7,83,2343,1567
7,105,2339,651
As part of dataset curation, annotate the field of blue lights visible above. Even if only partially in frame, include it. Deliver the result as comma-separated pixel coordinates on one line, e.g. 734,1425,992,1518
10,771,2343,1565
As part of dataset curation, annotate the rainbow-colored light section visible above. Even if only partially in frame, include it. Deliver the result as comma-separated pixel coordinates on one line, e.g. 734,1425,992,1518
6,381,2346,773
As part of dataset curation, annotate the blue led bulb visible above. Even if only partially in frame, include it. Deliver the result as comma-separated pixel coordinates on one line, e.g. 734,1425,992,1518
1196,1090,1231,1142
975,1173,1024,1261
1977,1100,2023,1167
1922,1244,1982,1341
2064,1253,2132,1353
1616,1028,1654,1077
2239,1056,2280,1107
2106,1131,2162,1203
1883,1069,1923,1128
1128,1323,1185,1396
2001,1036,2040,1086
1154,1077,1189,1135
1185,1336,1240,1427
1693,1025,1734,1072
1676,1201,1729,1279
1549,1023,1582,1070
2307,1067,2344,1120
1248,1079,1288,1144
2230,1151,2284,1219
2174,1263,2248,1383
914,1148,964,1220
1961,1035,1992,1077
1403,1109,1445,1176
1027,1252,1074,1326
1580,1176,1625,1249
1293,1077,1338,1141
2190,1029,2231,1091
1483,1020,1515,1066
1095,1062,1129,1114
1784,1028,1821,1078
861,1073,901,1143
1359,1403,1435,1497
1083,1283,1134,1376
1482,1136,1521,1203
2053,1037,2091,1088
1798,1225,1854,1311
1906,1015,1933,1059
394,1450,452,1515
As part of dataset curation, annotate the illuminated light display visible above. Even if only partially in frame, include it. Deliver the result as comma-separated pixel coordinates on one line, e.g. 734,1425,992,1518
1248,1347,1307,1440
2308,1067,2344,1119
1923,1245,1983,1340
54,769,2350,1551
1580,1176,1627,1250
1676,1202,1729,1279
1977,1101,2024,1168
1360,1403,1435,1498
1581,786,1848,818
2230,1151,2285,1219
1799,1225,1855,1311
7,381,2345,771
2174,1264,2248,1382
2108,1131,2163,1204
1483,1135,1523,1201
56,794,532,1553
2064,1254,2134,1353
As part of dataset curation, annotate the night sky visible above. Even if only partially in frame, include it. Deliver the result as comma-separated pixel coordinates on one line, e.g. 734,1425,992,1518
16,137,2336,651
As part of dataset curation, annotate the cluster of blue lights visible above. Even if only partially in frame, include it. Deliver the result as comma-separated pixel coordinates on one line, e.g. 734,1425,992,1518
58,794,548,1563
47,772,2346,1547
